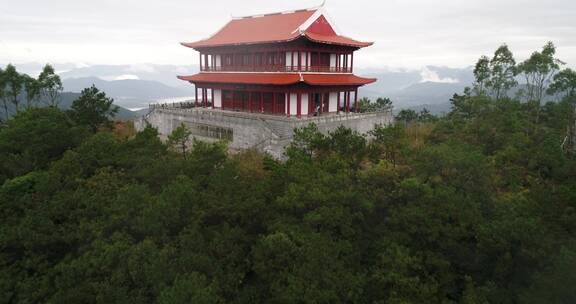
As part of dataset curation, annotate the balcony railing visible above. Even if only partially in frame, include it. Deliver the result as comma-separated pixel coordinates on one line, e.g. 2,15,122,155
201,65,352,73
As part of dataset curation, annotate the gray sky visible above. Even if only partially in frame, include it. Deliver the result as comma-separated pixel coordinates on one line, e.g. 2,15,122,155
1,0,575,69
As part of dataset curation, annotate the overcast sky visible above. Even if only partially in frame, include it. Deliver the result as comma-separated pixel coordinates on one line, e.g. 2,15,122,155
1,0,575,70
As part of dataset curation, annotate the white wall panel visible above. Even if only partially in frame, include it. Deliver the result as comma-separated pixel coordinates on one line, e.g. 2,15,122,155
330,54,337,69
290,93,298,115
329,92,338,112
285,52,293,68
213,89,222,108
301,94,309,116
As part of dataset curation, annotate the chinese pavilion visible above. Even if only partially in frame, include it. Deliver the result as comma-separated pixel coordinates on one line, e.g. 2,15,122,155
177,3,376,117
138,3,391,159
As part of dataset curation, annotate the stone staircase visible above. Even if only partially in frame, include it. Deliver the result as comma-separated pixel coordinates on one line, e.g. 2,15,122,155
258,117,295,140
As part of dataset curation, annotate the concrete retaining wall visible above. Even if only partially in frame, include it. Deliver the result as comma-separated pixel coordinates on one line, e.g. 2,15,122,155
136,108,393,158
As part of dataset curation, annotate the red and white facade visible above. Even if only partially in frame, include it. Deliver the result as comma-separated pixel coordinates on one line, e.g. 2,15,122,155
178,5,376,118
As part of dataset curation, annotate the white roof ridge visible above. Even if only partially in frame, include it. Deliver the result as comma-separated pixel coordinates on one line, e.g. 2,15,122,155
232,1,324,20
290,4,342,36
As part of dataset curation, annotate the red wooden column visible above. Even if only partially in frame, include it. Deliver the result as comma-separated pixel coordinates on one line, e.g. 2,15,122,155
195,86,199,108
203,88,207,108
297,51,301,71
231,90,235,111
337,91,341,114
291,51,295,71
345,91,350,113
272,93,277,114
348,91,352,113
200,88,204,108
320,92,324,114
308,93,313,115
286,93,291,117
199,54,203,71
260,92,264,113
211,88,215,109
354,88,359,113
296,92,301,118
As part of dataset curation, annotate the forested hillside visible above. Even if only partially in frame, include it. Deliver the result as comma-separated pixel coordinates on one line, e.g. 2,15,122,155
1,43,576,303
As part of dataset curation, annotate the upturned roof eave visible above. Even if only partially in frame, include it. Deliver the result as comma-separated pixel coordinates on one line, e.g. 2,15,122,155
181,34,372,50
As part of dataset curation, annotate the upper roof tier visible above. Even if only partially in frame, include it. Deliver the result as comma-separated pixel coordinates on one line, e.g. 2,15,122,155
181,6,373,49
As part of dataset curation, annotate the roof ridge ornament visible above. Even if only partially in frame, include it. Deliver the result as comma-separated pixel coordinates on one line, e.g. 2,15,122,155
232,1,324,20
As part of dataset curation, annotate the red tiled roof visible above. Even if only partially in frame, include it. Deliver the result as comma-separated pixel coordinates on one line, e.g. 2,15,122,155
177,73,376,86
181,9,372,48
182,10,314,48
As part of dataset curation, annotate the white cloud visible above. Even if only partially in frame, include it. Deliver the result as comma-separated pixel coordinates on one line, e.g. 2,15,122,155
419,67,459,83
127,64,156,73
113,74,140,80
75,62,90,68
100,74,140,81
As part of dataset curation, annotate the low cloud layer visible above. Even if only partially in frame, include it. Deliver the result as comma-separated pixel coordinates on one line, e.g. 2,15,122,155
420,67,459,84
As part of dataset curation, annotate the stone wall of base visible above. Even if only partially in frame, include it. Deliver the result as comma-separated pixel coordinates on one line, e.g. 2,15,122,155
135,108,393,159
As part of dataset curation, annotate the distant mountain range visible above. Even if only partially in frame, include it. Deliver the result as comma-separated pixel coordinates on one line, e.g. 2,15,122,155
7,63,474,115
62,77,195,110
359,66,473,114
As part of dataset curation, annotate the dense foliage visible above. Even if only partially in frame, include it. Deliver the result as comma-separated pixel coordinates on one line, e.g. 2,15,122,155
1,43,576,303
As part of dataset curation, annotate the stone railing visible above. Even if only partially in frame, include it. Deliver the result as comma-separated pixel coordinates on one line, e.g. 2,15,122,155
149,100,199,109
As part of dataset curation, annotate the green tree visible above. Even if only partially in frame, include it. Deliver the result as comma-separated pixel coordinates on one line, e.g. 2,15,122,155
370,123,406,166
69,85,118,132
22,74,41,109
396,109,418,124
521,245,576,304
517,41,563,103
0,107,85,182
487,44,517,99
3,64,23,113
548,68,576,98
418,108,437,123
158,273,221,304
168,123,192,159
449,89,491,121
38,64,63,107
356,97,372,113
375,97,393,111
0,67,6,121
357,97,393,113
473,55,491,95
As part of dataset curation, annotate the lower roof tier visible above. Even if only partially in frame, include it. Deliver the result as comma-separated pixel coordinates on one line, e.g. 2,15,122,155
177,73,376,86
